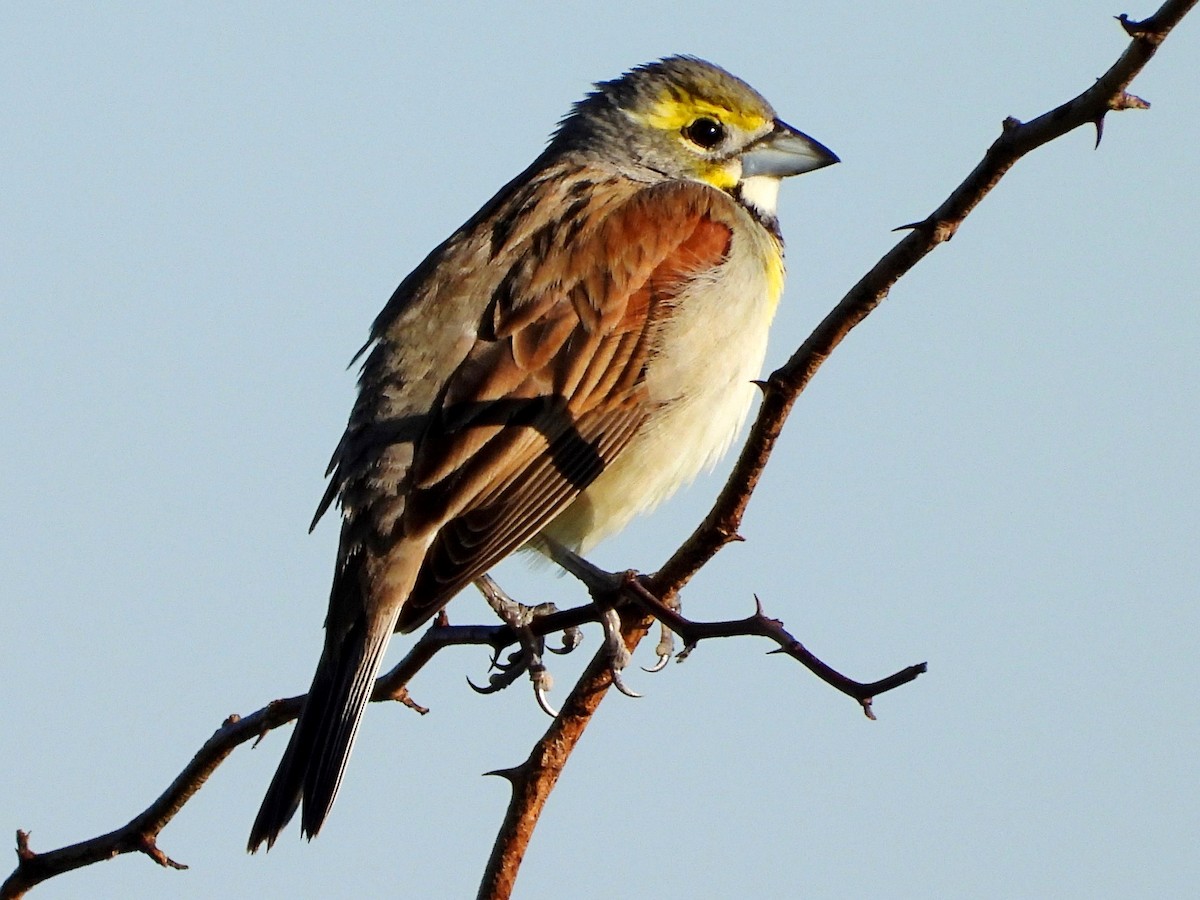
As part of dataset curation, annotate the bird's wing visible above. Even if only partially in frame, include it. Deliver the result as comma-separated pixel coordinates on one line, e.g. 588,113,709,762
392,179,735,630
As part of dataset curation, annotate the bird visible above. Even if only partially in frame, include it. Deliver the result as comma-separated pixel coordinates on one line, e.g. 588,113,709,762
248,55,838,851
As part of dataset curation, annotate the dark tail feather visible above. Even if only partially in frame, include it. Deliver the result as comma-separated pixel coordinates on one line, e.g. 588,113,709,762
247,614,392,852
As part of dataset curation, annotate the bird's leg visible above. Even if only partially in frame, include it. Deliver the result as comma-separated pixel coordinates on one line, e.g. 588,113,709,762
536,536,643,698
469,574,560,716
534,536,624,596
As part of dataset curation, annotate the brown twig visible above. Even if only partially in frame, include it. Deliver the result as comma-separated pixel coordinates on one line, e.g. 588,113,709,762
3,586,877,899
475,606,655,900
0,611,586,900
624,582,927,720
474,4,1198,899
2,714,245,899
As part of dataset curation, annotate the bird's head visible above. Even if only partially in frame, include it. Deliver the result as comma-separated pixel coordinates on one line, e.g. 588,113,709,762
554,55,838,217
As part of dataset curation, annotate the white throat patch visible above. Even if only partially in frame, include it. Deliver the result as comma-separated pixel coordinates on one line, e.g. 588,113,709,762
738,175,781,217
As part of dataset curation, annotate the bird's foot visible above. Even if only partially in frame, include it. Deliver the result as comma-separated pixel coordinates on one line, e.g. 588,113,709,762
536,537,650,696
470,574,569,716
599,607,641,698
642,596,681,673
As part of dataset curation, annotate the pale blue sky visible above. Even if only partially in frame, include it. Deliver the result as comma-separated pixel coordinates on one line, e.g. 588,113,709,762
3,4,1198,899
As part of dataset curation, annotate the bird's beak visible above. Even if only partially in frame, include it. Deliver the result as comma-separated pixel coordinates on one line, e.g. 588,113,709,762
740,120,839,178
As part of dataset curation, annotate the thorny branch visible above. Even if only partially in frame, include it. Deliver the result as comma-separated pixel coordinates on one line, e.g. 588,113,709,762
475,4,1197,899
3,4,1195,898
0,590,892,900
622,579,926,720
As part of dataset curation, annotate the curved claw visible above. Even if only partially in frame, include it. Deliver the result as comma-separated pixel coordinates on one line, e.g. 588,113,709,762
534,681,559,718
547,625,583,655
641,654,671,674
596,607,640,697
491,652,523,673
643,621,674,673
610,668,643,699
466,675,504,696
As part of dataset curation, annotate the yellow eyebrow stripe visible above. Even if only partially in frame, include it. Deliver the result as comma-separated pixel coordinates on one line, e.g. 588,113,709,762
632,93,770,135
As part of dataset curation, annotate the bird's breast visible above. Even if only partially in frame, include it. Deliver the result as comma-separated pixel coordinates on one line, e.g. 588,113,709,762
543,217,783,551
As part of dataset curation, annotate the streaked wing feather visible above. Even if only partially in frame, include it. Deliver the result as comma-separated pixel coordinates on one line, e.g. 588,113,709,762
397,408,644,630
394,180,734,632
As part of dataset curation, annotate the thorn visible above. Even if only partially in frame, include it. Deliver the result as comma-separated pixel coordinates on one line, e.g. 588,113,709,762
752,594,765,616
751,378,770,395
1110,91,1151,112
483,765,523,783
386,686,429,715
894,215,960,243
1093,113,1105,149
251,707,279,749
137,834,188,870
713,525,746,545
16,830,35,861
1114,13,1161,41
860,698,877,722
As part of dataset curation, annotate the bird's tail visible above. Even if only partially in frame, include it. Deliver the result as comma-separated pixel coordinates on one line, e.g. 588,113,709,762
247,607,393,852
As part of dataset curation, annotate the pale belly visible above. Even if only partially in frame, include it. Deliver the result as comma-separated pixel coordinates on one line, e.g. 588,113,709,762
541,227,779,552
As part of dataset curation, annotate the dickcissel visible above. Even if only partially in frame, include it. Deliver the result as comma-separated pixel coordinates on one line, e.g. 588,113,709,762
249,55,837,850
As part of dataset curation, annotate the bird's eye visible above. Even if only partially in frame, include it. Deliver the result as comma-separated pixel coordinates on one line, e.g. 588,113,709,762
683,117,726,149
